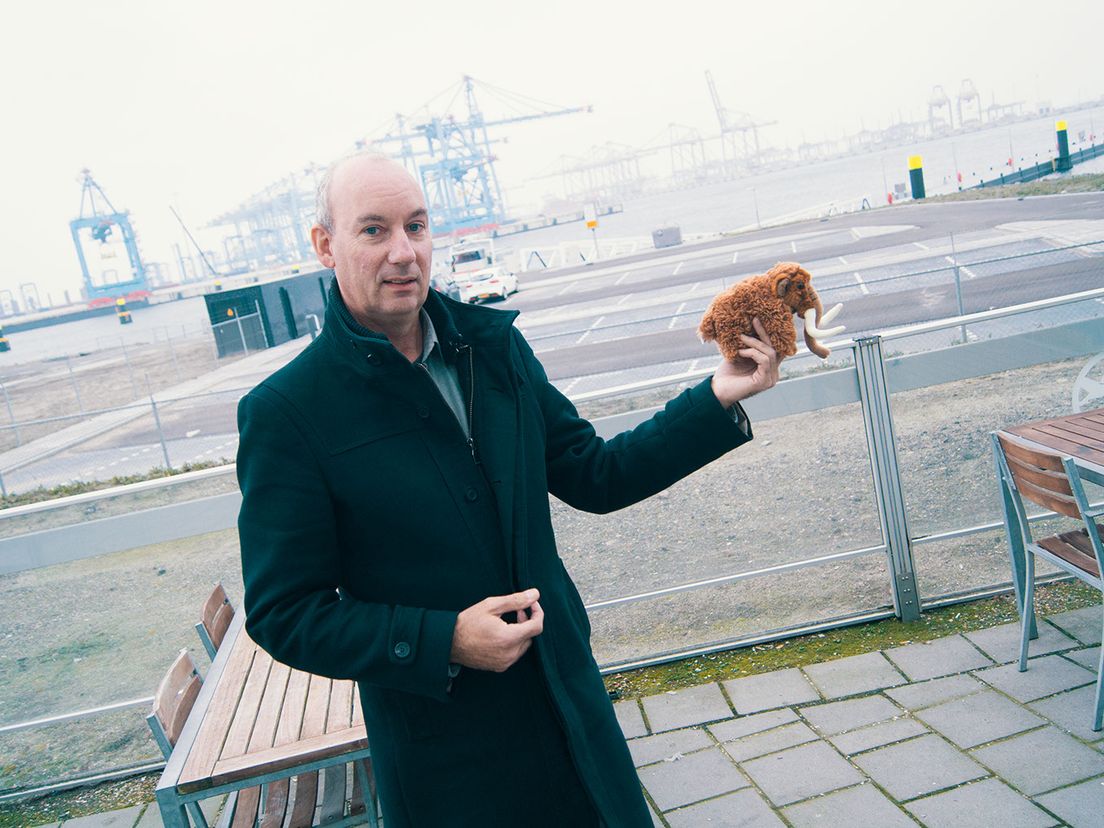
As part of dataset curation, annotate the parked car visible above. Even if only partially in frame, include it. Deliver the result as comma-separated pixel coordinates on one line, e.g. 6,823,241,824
430,273,463,301
456,266,519,304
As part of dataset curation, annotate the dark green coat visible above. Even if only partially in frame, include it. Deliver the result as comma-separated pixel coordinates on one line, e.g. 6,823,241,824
237,286,752,826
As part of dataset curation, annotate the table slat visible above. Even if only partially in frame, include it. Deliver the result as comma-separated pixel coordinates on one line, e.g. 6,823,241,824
1011,425,1104,466
179,633,259,786
300,674,332,740
248,660,291,753
274,669,312,747
326,680,354,733
220,646,274,763
200,727,369,790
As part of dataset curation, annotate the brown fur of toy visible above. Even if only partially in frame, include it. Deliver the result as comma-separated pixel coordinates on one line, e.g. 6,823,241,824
698,262,832,360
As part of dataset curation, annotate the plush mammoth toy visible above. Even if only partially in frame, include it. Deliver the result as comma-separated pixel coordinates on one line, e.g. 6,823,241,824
698,261,844,360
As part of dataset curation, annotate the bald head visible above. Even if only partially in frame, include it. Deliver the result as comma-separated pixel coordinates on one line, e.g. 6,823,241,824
315,151,418,232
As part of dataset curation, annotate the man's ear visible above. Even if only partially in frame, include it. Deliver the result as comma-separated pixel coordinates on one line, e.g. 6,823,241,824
311,224,336,269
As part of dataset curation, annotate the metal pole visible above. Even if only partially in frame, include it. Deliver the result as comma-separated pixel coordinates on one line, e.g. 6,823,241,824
120,338,139,397
752,187,761,229
235,315,248,355
254,300,270,347
0,382,20,446
148,385,172,471
0,469,6,499
949,232,967,343
589,227,600,262
854,335,920,621
65,355,85,414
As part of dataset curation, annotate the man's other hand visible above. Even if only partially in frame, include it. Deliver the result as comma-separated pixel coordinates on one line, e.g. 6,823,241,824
450,589,545,672
710,317,781,408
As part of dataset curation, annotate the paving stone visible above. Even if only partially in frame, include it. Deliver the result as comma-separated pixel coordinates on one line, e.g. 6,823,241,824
853,734,987,801
1062,645,1101,671
665,788,785,827
59,806,143,827
637,747,749,812
722,667,819,714
885,635,994,681
904,777,1058,827
1034,774,1104,828
708,708,799,743
801,651,905,698
1029,684,1104,741
629,727,714,767
829,717,928,755
916,688,1045,749
964,620,1077,664
782,782,915,828
134,803,161,828
971,726,1104,796
974,655,1094,702
614,699,648,739
740,740,863,807
642,683,732,732
884,673,984,710
799,695,903,736
1046,606,1103,645
721,721,818,763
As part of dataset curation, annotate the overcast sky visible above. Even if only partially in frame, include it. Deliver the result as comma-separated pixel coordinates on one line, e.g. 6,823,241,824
1,0,1100,302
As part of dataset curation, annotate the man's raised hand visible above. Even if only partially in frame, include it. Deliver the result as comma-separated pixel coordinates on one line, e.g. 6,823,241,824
450,589,544,672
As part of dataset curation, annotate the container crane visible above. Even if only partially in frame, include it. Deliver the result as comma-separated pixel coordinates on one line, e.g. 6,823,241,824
69,170,150,307
705,70,777,172
369,76,591,235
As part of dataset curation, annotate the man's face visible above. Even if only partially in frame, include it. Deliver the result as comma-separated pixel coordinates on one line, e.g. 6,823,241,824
311,157,432,333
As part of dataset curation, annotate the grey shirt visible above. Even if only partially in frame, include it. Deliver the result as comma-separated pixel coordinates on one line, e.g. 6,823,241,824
417,309,469,438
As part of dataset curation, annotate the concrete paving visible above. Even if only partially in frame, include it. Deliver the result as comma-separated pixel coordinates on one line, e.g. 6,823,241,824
32,606,1104,827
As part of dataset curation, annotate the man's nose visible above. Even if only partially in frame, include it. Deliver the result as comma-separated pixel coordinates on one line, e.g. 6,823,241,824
388,232,416,265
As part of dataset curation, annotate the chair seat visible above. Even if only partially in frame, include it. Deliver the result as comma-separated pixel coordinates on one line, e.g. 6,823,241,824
1037,522,1103,578
224,763,370,828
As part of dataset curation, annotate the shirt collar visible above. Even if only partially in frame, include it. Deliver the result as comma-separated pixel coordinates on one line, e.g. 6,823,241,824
417,308,440,364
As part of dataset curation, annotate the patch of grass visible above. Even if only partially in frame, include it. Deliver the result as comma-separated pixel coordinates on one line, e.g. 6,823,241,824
926,173,1104,202
602,579,1099,699
0,774,155,828
0,459,233,511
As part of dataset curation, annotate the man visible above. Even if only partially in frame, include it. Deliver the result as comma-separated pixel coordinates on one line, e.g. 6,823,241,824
237,152,780,826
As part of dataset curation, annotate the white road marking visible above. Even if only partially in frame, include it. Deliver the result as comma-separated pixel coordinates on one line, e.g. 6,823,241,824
853,272,870,295
790,241,798,253
913,241,929,251
944,256,976,278
562,377,581,394
690,281,700,294
576,316,606,345
838,256,848,265
616,293,634,306
688,359,702,373
614,272,630,286
732,251,739,264
673,262,684,276
185,429,201,438
669,302,687,330
557,282,576,296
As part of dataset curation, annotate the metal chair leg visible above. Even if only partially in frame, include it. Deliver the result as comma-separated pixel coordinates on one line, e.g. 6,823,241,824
1018,554,1035,672
1094,612,1104,732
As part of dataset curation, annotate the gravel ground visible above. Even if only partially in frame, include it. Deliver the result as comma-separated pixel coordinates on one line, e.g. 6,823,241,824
0,354,1095,790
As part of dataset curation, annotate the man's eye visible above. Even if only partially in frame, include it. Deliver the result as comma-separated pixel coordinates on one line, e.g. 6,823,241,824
363,226,381,236
407,222,426,233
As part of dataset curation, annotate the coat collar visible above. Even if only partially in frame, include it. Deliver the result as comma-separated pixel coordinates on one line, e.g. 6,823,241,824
320,275,518,372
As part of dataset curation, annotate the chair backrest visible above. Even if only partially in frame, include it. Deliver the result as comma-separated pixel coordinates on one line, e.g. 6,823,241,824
196,582,235,660
147,649,202,758
995,433,1080,520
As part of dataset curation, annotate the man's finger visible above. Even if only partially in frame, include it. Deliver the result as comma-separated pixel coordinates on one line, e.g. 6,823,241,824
513,600,544,638
482,588,540,616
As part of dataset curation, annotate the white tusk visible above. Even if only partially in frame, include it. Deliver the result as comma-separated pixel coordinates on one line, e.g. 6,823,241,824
804,307,846,339
819,303,843,325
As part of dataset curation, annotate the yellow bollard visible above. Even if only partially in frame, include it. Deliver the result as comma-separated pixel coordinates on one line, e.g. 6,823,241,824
116,297,133,325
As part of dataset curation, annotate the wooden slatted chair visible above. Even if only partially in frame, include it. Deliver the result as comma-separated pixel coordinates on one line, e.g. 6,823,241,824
993,432,1104,731
148,650,378,827
196,583,235,660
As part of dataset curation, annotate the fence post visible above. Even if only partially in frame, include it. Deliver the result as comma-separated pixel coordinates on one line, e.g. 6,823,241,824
948,232,967,343
854,335,920,622
65,355,85,414
0,382,20,446
120,338,139,398
254,300,270,347
146,375,172,471
235,314,249,355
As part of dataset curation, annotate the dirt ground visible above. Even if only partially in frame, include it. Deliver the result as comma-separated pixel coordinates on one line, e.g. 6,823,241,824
1,354,1094,790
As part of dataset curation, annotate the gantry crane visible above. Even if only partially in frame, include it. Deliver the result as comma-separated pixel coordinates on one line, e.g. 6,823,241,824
368,76,591,235
705,71,777,172
69,170,150,307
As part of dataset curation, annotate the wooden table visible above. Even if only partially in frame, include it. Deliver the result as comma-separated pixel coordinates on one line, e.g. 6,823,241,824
155,611,373,828
994,406,1104,634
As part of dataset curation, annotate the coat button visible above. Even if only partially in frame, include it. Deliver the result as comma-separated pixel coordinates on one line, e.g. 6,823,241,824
393,642,411,658
465,487,478,502
366,352,382,366
417,405,430,419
